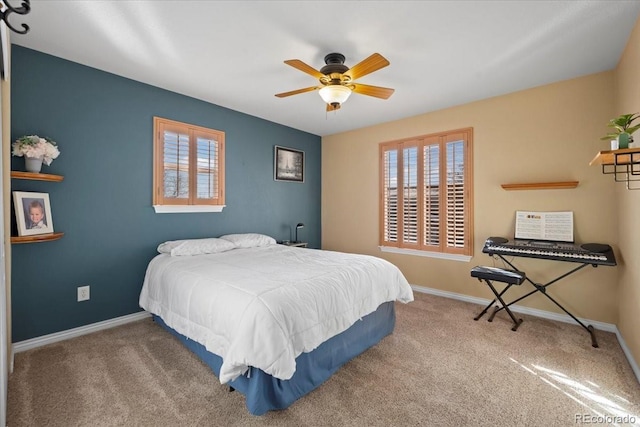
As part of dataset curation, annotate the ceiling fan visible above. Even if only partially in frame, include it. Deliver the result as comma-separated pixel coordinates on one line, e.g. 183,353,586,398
275,52,394,111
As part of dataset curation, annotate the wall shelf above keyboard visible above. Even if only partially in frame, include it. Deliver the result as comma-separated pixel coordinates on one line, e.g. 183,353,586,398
501,181,579,191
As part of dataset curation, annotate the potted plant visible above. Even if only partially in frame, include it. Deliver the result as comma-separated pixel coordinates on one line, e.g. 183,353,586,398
12,135,61,173
600,113,640,149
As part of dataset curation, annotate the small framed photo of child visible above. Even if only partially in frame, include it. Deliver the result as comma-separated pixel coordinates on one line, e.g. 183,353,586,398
13,191,54,236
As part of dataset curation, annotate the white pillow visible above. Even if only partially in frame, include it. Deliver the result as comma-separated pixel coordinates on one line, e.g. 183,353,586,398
219,233,276,248
157,238,237,256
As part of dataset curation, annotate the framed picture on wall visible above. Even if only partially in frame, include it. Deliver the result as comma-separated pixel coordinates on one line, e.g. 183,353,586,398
13,191,55,236
274,145,304,183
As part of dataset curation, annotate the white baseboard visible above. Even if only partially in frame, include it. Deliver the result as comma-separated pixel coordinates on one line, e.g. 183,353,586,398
10,288,640,386
614,329,640,385
12,311,151,355
411,285,640,384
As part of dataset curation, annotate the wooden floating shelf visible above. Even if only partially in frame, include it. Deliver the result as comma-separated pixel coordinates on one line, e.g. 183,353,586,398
501,181,579,191
589,147,640,166
11,232,64,244
11,171,64,182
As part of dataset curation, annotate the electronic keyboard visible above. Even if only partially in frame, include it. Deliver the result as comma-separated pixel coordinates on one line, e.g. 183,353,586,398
482,237,617,266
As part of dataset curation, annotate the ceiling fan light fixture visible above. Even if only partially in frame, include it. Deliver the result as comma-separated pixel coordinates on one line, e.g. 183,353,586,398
319,85,351,106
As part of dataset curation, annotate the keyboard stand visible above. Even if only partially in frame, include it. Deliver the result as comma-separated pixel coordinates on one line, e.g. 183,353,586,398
489,254,600,348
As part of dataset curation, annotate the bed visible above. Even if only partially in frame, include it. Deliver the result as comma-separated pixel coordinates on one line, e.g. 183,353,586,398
139,233,414,415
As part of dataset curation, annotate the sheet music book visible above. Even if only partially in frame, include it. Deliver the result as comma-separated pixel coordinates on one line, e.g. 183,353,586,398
515,211,574,242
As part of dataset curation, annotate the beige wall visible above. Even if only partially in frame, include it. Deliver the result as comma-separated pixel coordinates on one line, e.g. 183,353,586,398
613,17,640,372
322,72,620,325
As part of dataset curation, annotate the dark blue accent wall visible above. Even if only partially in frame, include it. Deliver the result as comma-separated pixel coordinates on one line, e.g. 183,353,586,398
10,46,321,342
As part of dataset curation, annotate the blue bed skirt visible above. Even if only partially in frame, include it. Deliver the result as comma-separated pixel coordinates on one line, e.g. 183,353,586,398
153,301,396,415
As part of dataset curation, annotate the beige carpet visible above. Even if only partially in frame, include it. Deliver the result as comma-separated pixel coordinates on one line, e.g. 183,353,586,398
7,292,640,426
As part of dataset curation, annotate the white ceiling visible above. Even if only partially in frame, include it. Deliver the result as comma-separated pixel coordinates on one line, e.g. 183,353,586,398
10,1,640,137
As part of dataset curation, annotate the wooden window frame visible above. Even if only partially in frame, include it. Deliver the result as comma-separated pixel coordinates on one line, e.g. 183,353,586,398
153,117,225,213
379,128,473,256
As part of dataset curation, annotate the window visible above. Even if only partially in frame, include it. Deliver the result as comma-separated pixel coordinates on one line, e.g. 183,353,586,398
153,117,225,213
379,128,473,257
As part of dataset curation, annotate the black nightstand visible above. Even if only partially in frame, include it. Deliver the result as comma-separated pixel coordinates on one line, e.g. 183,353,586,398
278,241,308,248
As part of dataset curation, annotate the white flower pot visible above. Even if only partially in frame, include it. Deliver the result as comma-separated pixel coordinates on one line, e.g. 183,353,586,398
25,156,43,173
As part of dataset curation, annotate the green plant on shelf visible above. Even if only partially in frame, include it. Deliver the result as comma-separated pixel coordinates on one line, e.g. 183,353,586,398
601,113,640,149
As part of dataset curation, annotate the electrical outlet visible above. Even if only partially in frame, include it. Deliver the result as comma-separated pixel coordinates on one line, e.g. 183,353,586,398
77,285,90,302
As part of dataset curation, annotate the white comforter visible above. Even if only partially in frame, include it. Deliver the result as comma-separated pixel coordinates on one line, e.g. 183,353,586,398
139,245,414,383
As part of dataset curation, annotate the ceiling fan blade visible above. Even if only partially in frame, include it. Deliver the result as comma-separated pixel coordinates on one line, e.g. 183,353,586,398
284,59,325,79
352,83,395,99
343,53,390,81
326,103,341,112
275,86,320,98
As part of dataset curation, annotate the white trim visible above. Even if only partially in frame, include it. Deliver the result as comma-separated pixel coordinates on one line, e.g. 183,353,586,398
12,311,150,354
380,246,472,262
10,288,640,386
411,285,640,384
153,205,225,213
0,76,7,427
614,329,640,383
411,285,616,331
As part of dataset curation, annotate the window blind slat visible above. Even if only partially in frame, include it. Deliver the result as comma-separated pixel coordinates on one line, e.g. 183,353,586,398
383,149,398,243
445,140,466,248
423,144,440,246
196,136,218,199
403,147,418,244
163,130,190,199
